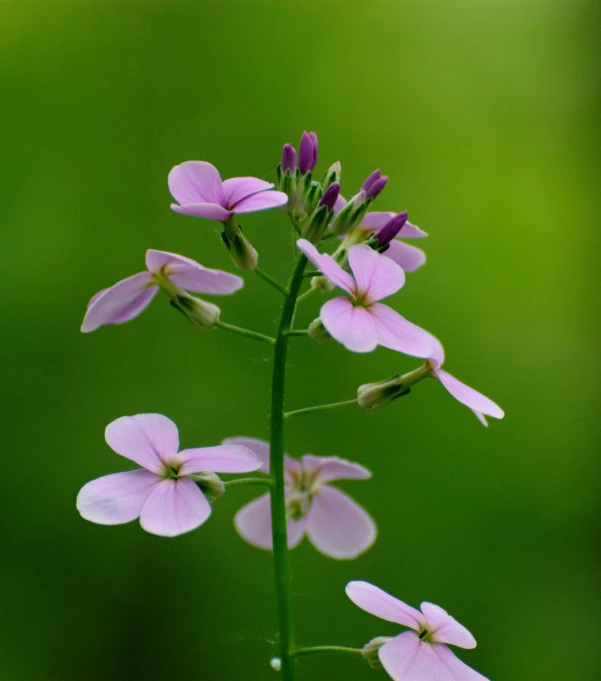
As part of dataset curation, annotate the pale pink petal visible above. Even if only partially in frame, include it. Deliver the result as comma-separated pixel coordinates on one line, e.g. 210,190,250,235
428,334,446,367
232,190,288,214
81,272,158,332
77,470,159,525
139,477,211,537
321,297,378,353
431,643,490,680
234,492,305,550
385,240,427,272
473,411,489,426
284,456,303,482
371,304,433,358
168,161,225,206
402,221,428,238
360,213,428,238
222,437,270,473
305,486,376,559
145,249,243,294
178,445,261,475
301,455,371,483
170,201,231,221
345,581,423,628
421,602,477,649
296,239,355,294
222,177,275,207
433,369,504,421
333,193,347,214
105,414,179,474
347,244,405,302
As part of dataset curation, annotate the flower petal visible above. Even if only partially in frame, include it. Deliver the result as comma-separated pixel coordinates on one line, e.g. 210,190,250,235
421,602,477,649
222,177,275,207
76,470,159,525
430,643,490,680
428,334,446,367
145,249,243,294
105,414,179,474
232,190,288,214
348,244,405,302
321,297,378,353
234,492,305,550
360,213,427,238
222,437,271,474
81,272,158,332
301,455,372,483
432,369,504,421
345,581,423,628
402,221,428,238
370,303,433,358
385,240,427,272
305,486,376,559
139,477,211,537
178,444,261,475
296,239,355,294
170,202,231,221
168,161,225,206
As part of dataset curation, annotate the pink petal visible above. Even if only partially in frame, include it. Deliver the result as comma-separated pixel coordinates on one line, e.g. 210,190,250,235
347,244,405,302
370,303,433,358
139,477,211,537
76,470,159,525
473,411,489,426
222,177,275,207
296,239,355,294
301,455,371,483
385,240,427,272
321,297,378,353
430,643,490,680
232,190,288,214
81,272,158,332
421,602,477,649
433,369,504,421
305,486,376,559
402,221,428,238
178,445,261,475
105,414,179,474
222,437,270,474
333,193,347,214
145,249,243,294
168,161,225,206
345,581,423,628
234,492,305,550
170,201,231,221
360,213,428,238
428,334,446,367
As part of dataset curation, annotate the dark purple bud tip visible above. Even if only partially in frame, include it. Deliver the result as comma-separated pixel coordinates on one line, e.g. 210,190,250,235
365,175,388,200
281,144,297,173
319,182,341,212
377,211,409,246
298,131,318,173
361,169,381,193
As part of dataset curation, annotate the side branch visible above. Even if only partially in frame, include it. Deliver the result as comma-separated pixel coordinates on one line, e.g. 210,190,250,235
215,320,276,345
255,267,288,296
224,477,274,489
292,646,363,658
284,398,358,419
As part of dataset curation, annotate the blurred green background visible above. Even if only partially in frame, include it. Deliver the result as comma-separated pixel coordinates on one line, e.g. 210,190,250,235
1,2,599,680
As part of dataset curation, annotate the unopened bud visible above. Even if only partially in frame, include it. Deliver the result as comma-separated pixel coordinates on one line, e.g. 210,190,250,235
322,161,341,191
376,211,409,248
319,182,340,212
221,228,258,270
304,181,323,215
365,175,388,200
358,364,431,412
310,274,335,293
301,204,330,244
270,658,282,672
362,169,381,193
329,190,367,235
281,143,297,173
361,637,392,669
308,317,330,343
190,471,225,502
298,131,318,174
170,294,221,329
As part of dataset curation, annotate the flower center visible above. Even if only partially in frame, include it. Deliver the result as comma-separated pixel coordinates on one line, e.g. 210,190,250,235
418,626,433,643
163,460,182,480
285,469,319,521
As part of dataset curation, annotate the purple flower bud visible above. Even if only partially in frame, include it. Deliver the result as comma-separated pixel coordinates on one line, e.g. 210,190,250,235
361,169,381,193
377,211,409,246
298,131,318,173
281,144,297,173
319,182,341,212
365,175,388,200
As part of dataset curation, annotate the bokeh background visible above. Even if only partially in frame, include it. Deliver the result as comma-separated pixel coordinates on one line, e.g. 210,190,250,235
1,2,599,680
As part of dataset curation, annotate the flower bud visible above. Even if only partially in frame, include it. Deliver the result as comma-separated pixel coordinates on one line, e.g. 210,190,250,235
361,637,392,669
298,131,318,174
319,182,341,212
310,275,335,293
376,211,409,248
329,190,367,235
304,181,323,215
362,169,388,200
270,658,282,672
281,143,297,173
190,471,225,502
308,317,330,343
358,364,431,412
301,204,330,244
170,294,221,329
221,227,259,270
361,169,381,193
322,161,341,191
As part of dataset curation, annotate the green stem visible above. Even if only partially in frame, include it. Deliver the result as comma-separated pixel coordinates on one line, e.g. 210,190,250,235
224,477,274,489
255,267,288,296
284,398,358,419
270,253,308,681
296,287,317,305
292,645,363,658
284,329,309,337
215,320,275,345
302,270,322,278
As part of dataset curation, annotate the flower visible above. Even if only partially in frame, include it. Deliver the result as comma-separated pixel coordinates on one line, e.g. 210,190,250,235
76,414,261,537
346,581,489,681
81,249,243,332
226,437,376,559
297,238,433,356
168,161,288,221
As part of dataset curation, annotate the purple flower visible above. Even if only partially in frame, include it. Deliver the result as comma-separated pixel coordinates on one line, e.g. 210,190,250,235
376,212,409,247
346,581,489,681
362,169,389,200
281,143,297,173
227,437,376,559
297,239,432,357
81,249,243,332
168,161,288,221
319,181,341,212
298,131,318,174
77,414,261,537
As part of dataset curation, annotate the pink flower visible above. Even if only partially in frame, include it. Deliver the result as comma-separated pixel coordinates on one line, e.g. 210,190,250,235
346,581,489,681
226,437,376,559
81,249,243,332
428,335,504,426
168,161,288,221
77,414,261,537
297,238,432,356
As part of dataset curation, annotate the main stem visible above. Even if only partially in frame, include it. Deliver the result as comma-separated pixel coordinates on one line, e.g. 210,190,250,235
269,254,308,681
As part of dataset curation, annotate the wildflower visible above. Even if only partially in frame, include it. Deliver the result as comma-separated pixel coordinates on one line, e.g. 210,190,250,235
346,581,489,681
76,414,261,537
226,437,376,559
297,239,432,357
81,249,243,332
